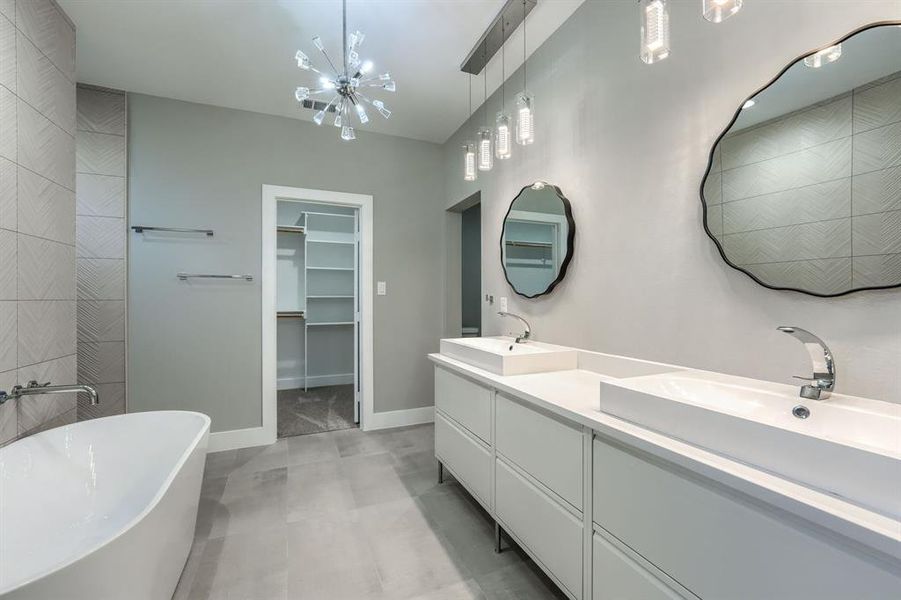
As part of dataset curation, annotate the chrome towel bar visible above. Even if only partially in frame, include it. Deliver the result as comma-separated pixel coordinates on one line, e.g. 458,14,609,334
132,226,214,236
177,273,253,281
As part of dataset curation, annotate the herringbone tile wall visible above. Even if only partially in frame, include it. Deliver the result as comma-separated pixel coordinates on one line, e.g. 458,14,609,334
0,0,77,445
75,84,126,420
706,71,901,295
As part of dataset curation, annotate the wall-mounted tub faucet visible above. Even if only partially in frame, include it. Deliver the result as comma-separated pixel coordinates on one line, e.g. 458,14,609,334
0,380,99,406
777,326,835,400
498,312,531,345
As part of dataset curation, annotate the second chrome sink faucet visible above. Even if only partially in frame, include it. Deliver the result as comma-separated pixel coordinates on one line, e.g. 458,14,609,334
777,326,835,400
498,311,531,345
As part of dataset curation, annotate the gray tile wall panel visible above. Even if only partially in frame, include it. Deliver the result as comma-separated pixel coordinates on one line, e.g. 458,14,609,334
75,85,127,421
0,0,77,446
713,70,901,292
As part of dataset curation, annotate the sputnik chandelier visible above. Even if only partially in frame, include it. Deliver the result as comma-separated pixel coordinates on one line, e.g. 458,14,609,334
293,0,396,141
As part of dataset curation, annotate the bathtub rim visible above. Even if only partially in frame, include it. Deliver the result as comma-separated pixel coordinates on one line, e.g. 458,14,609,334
0,410,212,596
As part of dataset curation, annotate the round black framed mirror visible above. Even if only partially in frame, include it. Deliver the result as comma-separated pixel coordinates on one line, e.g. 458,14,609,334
702,22,901,297
500,182,575,298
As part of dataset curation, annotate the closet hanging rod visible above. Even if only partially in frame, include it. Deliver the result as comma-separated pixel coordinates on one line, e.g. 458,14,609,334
132,225,214,236
505,240,552,248
177,273,253,281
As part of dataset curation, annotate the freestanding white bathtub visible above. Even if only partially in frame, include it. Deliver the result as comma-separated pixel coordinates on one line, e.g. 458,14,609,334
0,411,210,600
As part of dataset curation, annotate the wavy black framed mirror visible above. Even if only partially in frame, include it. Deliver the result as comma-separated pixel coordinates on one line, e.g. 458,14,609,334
500,182,575,298
702,22,901,297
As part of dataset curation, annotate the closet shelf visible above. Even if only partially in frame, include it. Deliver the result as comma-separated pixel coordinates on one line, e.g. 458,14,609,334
307,295,354,299
306,321,355,327
306,266,354,271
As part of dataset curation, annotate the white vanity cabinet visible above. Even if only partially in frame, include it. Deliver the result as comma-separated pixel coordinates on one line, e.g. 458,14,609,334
433,362,901,600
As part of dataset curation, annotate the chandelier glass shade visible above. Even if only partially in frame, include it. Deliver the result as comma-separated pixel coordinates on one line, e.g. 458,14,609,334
294,0,395,141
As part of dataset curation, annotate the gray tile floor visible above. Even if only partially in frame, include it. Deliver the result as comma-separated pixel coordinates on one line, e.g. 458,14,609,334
174,424,565,600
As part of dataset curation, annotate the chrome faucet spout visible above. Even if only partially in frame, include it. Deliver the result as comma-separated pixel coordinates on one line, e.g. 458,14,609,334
0,380,99,406
777,326,835,400
498,311,531,344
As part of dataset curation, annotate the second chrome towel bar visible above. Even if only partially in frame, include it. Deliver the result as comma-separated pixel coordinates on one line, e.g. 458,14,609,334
177,273,253,281
132,225,214,236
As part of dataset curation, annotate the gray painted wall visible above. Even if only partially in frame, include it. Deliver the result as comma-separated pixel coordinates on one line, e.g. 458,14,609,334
75,84,127,419
127,93,444,432
0,0,78,444
443,0,901,404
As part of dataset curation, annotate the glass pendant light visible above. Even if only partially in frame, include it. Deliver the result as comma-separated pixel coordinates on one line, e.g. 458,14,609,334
477,60,493,171
804,44,842,68
702,0,743,24
463,142,477,181
478,127,493,171
495,22,512,160
463,76,477,181
639,0,670,64
515,0,534,146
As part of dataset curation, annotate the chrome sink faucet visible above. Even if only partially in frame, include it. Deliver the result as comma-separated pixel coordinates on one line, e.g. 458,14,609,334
498,311,531,344
0,380,99,406
777,326,835,400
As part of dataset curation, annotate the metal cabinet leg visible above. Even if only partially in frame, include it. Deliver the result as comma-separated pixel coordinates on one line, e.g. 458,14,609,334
438,461,444,484
495,522,503,554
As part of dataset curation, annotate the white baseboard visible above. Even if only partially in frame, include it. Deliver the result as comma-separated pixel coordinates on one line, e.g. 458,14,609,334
277,373,354,390
364,405,434,431
208,426,275,452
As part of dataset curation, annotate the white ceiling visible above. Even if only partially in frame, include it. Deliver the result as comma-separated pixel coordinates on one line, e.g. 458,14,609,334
58,0,585,144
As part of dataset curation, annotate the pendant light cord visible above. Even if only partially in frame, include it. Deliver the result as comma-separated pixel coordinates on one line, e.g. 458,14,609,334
523,0,527,90
501,20,505,108
483,43,488,126
342,0,347,76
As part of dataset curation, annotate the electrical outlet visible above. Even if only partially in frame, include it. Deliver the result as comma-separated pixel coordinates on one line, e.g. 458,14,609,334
499,297,508,312
377,281,387,296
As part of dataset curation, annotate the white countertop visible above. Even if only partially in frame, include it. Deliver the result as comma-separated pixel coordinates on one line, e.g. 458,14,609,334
428,352,901,562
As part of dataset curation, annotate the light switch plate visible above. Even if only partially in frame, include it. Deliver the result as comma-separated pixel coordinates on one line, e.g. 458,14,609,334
499,297,508,312
377,281,387,295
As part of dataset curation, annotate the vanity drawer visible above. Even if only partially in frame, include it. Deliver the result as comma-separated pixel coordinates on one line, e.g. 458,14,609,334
593,531,695,600
496,457,583,599
435,412,491,507
435,367,492,443
592,438,901,599
496,393,583,510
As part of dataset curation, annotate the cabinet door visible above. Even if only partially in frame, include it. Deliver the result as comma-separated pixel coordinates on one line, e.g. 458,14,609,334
435,367,492,443
496,393,583,510
435,412,491,508
593,532,693,600
496,458,583,599
593,438,901,599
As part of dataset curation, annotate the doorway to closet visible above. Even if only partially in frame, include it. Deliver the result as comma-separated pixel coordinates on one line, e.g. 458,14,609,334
262,185,374,440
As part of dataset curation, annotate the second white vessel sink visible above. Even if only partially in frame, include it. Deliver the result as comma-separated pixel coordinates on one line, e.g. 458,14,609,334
599,370,901,519
440,336,578,376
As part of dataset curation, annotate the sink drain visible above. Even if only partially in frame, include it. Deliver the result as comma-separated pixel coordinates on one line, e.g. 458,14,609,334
792,405,810,419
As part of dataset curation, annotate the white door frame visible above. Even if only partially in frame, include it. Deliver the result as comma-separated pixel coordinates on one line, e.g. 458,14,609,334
262,184,374,442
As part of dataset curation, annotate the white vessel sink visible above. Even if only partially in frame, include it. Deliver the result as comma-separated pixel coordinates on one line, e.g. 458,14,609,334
599,370,901,519
440,336,578,376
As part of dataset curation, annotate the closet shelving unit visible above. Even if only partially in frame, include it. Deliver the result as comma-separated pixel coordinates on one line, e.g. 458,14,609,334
277,201,359,398
503,219,557,269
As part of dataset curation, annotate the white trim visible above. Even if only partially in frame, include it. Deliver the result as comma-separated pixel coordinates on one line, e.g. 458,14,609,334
277,373,354,390
208,426,271,452
262,184,375,442
365,406,435,430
